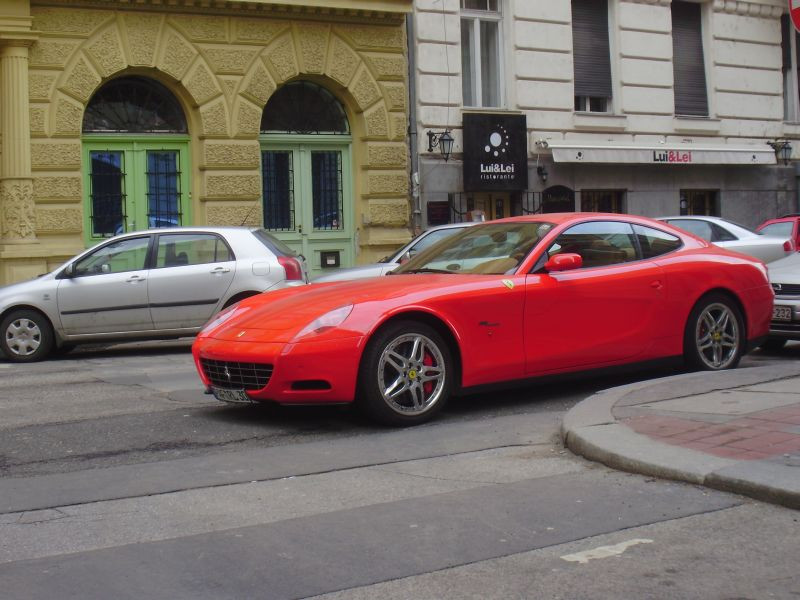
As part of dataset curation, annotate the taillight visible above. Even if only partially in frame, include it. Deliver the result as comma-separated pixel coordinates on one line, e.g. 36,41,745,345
278,256,303,280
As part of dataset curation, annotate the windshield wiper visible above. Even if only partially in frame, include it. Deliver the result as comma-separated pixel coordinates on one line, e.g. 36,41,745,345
397,267,453,274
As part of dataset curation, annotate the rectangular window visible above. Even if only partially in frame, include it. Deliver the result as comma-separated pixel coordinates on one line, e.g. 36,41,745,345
461,0,502,107
261,151,295,231
311,151,344,231
146,151,181,229
89,151,126,237
572,0,612,113
672,1,708,117
580,190,625,213
680,190,717,216
781,14,800,121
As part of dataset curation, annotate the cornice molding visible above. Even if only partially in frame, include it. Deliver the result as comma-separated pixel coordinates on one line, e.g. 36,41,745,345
30,0,410,23
711,0,784,18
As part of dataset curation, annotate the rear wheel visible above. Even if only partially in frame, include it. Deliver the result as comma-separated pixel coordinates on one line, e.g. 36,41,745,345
357,320,453,426
1,309,54,362
683,294,744,371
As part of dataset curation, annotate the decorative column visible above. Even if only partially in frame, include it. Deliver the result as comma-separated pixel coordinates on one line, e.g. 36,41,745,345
0,41,36,242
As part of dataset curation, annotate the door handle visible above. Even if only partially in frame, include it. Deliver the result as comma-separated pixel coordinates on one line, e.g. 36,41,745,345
650,280,663,290
126,275,145,283
210,267,231,275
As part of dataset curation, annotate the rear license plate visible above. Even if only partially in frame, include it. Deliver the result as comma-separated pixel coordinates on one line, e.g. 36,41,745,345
773,305,793,321
211,387,252,403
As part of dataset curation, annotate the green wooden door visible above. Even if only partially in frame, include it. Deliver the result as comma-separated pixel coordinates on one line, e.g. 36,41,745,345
261,135,354,277
82,137,191,245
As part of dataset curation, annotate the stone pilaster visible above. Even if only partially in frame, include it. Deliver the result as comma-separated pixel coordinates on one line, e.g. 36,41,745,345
0,43,36,242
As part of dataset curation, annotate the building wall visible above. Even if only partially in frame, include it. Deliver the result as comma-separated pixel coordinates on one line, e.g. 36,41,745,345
413,0,798,227
0,0,412,285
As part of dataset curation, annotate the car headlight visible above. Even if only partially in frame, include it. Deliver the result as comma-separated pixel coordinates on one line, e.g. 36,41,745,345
201,303,249,334
292,305,353,341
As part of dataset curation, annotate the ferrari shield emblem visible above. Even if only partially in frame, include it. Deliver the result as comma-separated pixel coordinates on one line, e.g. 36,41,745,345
502,279,514,289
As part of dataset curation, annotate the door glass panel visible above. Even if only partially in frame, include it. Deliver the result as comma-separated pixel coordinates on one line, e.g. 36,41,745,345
73,236,150,276
89,151,126,237
147,151,181,228
311,151,343,230
480,20,500,107
262,151,295,231
156,233,232,268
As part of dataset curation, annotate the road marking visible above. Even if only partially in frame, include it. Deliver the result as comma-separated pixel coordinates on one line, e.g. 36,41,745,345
561,538,653,564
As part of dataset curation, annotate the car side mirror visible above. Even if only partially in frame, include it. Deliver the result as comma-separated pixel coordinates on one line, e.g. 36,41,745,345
399,251,412,264
100,264,111,274
544,253,583,272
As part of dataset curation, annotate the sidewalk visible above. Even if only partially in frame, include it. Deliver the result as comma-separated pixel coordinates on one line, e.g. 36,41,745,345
562,362,800,510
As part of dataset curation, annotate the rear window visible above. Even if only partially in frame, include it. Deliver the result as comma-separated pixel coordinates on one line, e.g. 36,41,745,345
759,222,793,238
633,225,682,258
251,228,297,257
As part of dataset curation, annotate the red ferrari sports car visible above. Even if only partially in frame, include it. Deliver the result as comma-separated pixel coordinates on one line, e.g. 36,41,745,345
192,213,773,425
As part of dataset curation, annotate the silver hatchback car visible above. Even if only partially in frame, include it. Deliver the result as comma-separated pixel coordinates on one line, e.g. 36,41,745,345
0,227,308,362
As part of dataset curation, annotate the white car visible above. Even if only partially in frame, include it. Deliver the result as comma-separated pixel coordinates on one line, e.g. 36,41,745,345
761,252,800,351
657,216,791,264
314,222,478,282
0,227,308,362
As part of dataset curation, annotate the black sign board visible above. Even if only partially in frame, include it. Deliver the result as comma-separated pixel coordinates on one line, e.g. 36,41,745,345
463,113,528,192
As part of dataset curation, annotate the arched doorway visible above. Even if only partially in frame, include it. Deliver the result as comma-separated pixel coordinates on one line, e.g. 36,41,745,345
260,81,353,275
81,76,190,243
542,185,576,213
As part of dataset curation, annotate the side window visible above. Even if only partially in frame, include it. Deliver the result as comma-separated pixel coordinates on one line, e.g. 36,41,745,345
156,234,232,268
710,223,737,242
74,236,150,276
548,221,637,268
633,225,682,259
669,219,712,241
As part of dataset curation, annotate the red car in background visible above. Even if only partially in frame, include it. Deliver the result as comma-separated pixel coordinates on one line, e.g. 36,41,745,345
757,214,800,251
193,213,773,426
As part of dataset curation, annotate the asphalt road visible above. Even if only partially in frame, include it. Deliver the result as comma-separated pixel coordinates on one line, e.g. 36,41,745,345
0,341,798,599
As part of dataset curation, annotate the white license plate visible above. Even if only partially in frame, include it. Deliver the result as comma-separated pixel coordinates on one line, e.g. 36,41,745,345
211,387,252,403
773,305,793,321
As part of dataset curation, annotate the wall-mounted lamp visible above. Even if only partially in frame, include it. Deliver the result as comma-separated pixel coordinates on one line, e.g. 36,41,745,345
768,139,793,166
537,165,548,183
427,130,454,161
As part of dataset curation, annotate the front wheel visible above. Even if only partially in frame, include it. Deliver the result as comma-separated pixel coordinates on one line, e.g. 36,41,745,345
357,320,453,426
1,309,54,362
683,294,744,371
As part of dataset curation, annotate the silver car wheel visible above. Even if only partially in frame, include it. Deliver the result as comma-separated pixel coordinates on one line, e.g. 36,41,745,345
377,333,446,416
694,302,740,369
5,317,42,357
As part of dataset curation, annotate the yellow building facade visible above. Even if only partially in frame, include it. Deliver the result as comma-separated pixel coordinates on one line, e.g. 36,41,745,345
0,0,412,285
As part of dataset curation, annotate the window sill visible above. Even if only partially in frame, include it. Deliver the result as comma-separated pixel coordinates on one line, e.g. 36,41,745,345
782,122,800,136
573,112,628,132
673,116,720,134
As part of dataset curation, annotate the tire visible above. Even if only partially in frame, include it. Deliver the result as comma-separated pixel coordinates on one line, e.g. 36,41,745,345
357,320,453,426
683,294,744,371
1,309,54,363
759,338,787,352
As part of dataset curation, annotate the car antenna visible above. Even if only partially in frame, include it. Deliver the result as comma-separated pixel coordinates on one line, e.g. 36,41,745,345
240,199,259,226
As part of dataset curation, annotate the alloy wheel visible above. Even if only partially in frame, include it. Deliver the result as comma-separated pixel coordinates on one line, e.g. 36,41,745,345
377,333,446,416
694,302,740,369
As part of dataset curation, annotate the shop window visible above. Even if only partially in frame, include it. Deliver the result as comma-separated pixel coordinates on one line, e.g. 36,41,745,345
82,76,189,242
680,189,717,216
542,186,576,213
672,1,709,117
461,0,503,107
781,14,800,121
572,0,613,113
580,190,625,213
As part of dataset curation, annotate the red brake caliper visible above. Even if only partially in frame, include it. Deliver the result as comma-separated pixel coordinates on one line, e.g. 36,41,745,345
423,351,434,396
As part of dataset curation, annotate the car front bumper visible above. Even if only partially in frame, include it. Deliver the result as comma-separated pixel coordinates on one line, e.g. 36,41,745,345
768,295,800,340
193,334,366,405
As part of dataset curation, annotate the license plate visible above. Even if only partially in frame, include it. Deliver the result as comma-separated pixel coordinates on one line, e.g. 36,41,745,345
773,305,793,321
211,386,252,404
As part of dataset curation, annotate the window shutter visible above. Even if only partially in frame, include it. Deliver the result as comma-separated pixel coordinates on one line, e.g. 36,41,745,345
672,1,708,116
782,15,791,73
572,0,612,98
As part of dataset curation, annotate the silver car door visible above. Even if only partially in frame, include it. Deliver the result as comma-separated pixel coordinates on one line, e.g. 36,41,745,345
147,233,236,330
57,235,153,335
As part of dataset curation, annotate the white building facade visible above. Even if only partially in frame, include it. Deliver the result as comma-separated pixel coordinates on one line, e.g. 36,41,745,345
411,0,799,230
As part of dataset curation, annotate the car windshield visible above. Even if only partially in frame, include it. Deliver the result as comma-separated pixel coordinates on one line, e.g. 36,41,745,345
394,221,554,275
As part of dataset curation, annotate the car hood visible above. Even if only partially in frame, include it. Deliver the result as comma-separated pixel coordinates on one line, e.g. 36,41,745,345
206,273,498,342
768,253,800,284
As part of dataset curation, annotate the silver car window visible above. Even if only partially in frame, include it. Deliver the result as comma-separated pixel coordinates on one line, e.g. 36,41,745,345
155,234,232,268
73,236,150,276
